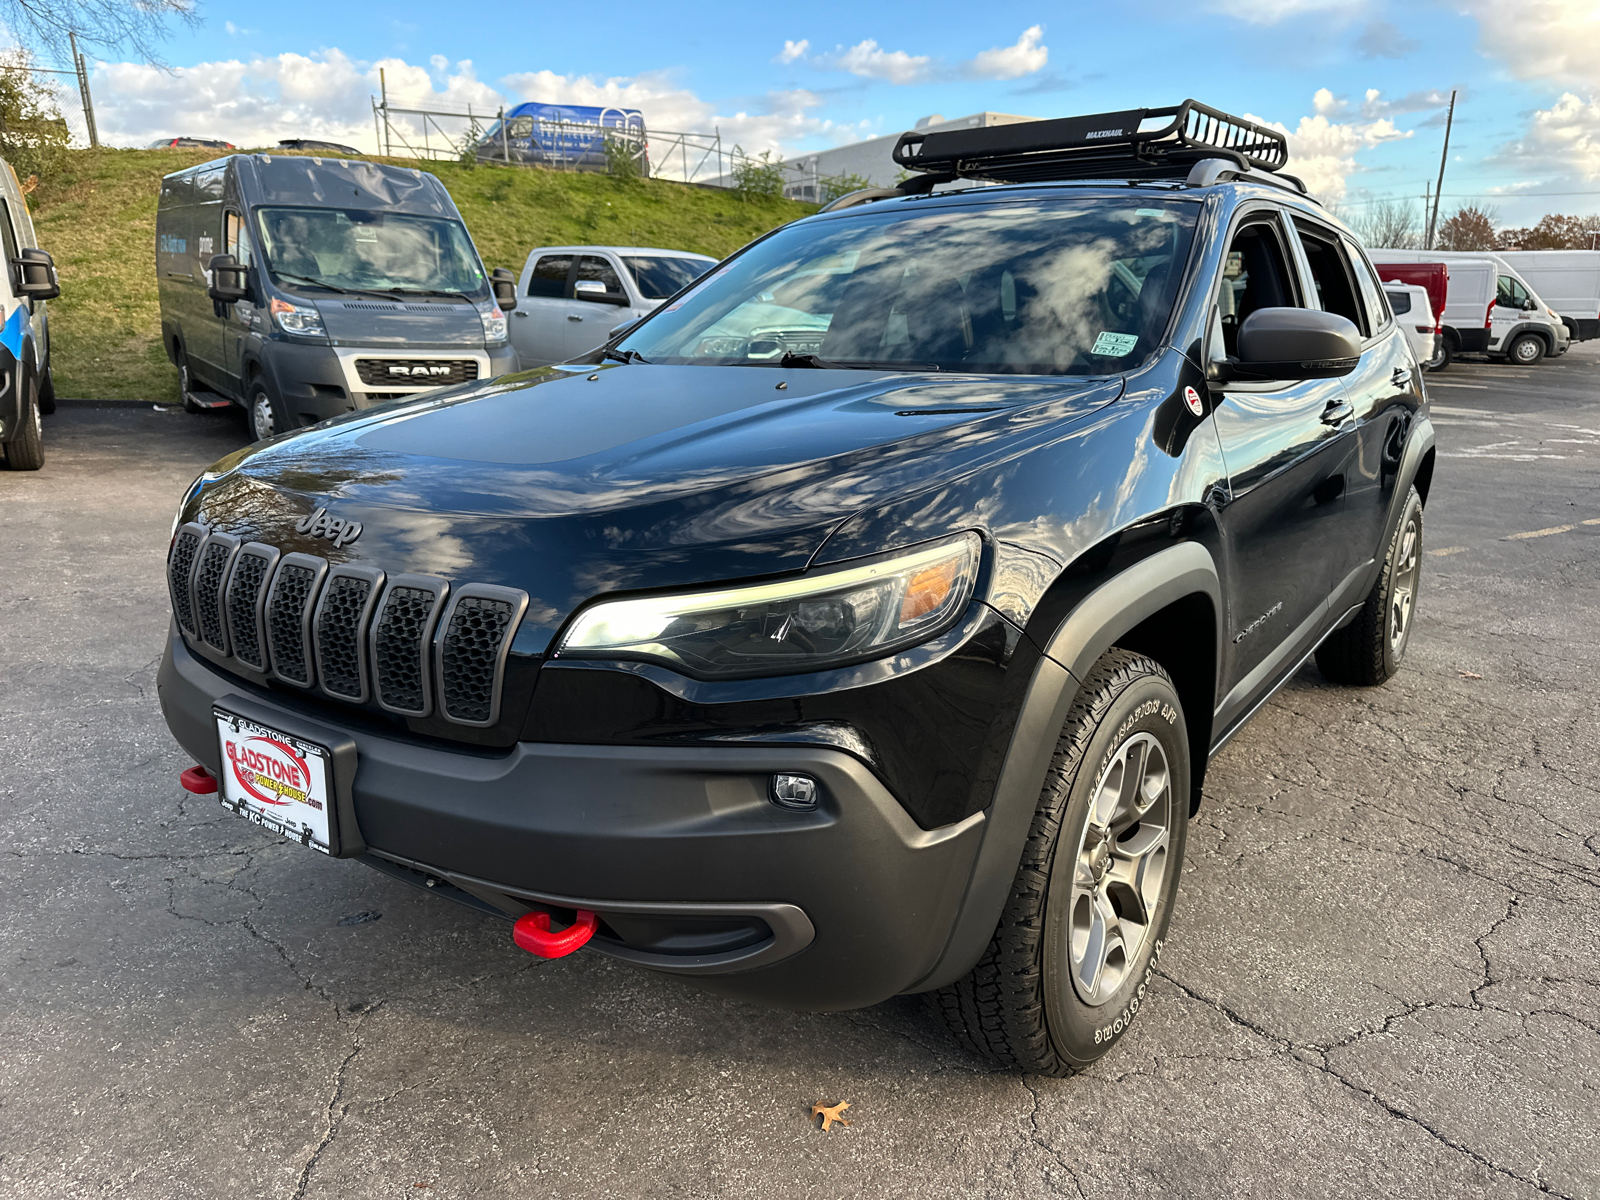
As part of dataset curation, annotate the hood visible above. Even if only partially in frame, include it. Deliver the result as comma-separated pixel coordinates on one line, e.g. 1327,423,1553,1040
190,365,1121,653
313,297,488,348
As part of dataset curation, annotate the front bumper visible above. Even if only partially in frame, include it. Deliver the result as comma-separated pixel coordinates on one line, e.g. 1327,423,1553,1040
158,634,985,1010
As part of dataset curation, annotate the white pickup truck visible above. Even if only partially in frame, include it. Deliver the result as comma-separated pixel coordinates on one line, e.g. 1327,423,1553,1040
507,244,716,369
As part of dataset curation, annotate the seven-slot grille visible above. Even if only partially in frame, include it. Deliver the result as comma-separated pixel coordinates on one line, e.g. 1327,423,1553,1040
168,524,526,727
353,358,480,387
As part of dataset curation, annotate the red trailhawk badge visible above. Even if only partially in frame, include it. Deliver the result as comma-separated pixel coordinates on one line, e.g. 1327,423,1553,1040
1183,385,1205,417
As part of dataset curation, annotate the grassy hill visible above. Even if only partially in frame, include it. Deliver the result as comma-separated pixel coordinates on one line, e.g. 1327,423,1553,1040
29,149,814,402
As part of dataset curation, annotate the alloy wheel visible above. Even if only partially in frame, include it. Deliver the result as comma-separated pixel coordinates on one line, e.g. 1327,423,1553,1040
1389,513,1421,654
1066,731,1173,1006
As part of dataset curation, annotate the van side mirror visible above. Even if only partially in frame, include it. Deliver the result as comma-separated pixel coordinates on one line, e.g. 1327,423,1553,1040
207,253,249,304
492,267,518,311
13,248,60,301
1214,308,1361,382
1522,297,1538,312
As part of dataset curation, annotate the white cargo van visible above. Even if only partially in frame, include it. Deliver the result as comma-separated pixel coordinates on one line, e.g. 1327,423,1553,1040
1494,250,1600,343
1370,249,1569,365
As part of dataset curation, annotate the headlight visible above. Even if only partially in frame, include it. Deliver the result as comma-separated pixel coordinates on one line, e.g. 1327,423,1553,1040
481,307,507,344
270,297,325,337
557,533,981,679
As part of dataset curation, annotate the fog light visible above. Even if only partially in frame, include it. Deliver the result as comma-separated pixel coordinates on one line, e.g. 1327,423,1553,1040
771,773,818,809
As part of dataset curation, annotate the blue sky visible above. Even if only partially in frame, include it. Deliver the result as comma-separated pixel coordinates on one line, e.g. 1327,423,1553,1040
78,0,1600,224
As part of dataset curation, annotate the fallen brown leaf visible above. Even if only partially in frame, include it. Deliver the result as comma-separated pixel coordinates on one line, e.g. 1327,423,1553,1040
1458,671,1482,680
811,1100,851,1131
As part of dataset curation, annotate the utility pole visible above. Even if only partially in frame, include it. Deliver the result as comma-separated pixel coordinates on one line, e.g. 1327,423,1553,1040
380,68,390,157
69,32,98,148
1426,90,1456,251
1423,182,1430,249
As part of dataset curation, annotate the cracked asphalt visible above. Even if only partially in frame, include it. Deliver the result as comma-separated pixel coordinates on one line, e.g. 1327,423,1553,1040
2,344,1597,1199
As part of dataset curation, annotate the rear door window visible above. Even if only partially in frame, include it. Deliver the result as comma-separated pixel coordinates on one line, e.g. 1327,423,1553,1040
1293,221,1366,334
1344,242,1393,333
1385,289,1411,315
527,254,573,297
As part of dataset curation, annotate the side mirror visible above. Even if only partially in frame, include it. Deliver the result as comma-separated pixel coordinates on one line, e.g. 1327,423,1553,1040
1522,297,1538,312
13,248,60,301
492,267,518,311
1218,307,1362,382
574,278,629,306
207,253,248,304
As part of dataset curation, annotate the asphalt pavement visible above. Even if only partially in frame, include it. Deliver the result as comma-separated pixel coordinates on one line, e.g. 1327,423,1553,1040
2,346,1597,1199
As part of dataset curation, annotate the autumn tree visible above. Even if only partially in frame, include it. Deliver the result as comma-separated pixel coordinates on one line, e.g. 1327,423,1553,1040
1352,199,1422,249
0,0,197,65
1498,214,1600,250
0,50,71,189
1436,204,1499,251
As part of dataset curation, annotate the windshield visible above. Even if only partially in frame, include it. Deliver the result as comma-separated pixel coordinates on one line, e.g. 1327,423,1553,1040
625,255,715,301
254,207,488,297
617,197,1198,374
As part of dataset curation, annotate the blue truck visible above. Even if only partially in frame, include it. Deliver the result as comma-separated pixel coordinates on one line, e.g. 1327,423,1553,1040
474,103,647,172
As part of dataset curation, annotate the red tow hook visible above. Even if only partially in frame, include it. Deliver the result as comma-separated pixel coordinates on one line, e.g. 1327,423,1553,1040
180,766,218,795
512,908,599,959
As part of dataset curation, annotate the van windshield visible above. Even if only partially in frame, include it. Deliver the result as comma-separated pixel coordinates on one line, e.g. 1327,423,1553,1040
616,197,1199,374
254,207,488,298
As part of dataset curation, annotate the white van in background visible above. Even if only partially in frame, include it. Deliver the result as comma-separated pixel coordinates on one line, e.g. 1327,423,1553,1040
1370,248,1570,365
1495,250,1600,343
1383,282,1443,370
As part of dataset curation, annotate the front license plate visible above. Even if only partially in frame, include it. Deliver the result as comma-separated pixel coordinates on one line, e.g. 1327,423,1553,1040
214,708,337,854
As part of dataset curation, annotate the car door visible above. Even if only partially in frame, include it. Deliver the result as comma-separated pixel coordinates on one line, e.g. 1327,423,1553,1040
186,165,229,388
220,207,257,397
1289,221,1419,614
511,252,576,368
1208,209,1356,727
1490,273,1533,354
564,254,630,358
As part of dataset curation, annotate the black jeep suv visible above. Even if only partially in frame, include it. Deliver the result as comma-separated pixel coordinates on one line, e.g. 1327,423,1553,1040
159,102,1433,1074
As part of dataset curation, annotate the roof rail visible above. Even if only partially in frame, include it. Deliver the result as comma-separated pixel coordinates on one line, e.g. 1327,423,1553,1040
892,100,1295,189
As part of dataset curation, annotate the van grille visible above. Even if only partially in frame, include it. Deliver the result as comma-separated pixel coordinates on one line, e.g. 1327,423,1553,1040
354,359,480,387
168,525,525,728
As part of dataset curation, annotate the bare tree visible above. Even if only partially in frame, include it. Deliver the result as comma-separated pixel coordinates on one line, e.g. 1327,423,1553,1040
1352,199,1422,249
0,0,198,66
1436,204,1500,251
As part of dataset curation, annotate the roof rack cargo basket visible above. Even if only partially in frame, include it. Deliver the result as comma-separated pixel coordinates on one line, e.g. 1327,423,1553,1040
892,100,1290,185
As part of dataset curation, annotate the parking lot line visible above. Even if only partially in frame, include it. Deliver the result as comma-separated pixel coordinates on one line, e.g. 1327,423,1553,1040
1429,382,1489,389
1505,523,1577,540
1426,546,1467,556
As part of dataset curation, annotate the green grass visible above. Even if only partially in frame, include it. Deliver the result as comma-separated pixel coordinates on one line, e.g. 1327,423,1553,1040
29,148,814,402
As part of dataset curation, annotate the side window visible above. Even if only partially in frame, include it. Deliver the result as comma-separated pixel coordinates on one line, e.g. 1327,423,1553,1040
1345,243,1391,333
1216,219,1298,358
1293,222,1365,333
223,210,251,266
1385,289,1411,316
1496,275,1529,309
0,200,17,297
506,117,534,138
527,254,573,297
575,254,623,299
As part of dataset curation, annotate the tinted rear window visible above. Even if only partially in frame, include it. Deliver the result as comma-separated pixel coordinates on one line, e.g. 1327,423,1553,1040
1385,290,1411,315
625,255,713,301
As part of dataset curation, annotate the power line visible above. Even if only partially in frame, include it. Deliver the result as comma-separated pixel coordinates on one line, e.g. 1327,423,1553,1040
1338,189,1600,206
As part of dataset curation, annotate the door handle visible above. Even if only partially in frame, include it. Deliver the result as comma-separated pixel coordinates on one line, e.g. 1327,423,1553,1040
1391,367,1413,389
1321,400,1354,426
566,314,583,322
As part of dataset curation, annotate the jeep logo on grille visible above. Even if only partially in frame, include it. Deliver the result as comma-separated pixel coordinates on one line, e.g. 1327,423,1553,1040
388,364,452,377
294,506,363,548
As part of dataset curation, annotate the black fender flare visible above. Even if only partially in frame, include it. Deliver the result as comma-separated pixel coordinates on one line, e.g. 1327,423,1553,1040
907,540,1221,994
1498,323,1555,355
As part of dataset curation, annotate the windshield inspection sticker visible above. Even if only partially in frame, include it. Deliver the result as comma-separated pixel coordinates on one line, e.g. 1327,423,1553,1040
1092,331,1140,357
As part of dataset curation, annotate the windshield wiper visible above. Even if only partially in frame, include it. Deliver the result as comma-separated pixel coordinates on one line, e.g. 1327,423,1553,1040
601,348,650,365
273,271,355,295
378,287,471,301
781,350,942,372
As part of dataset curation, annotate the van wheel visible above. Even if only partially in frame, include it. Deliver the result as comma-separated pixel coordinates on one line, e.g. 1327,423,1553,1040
1316,487,1423,686
931,650,1188,1074
1508,334,1545,365
4,375,45,470
1422,340,1450,372
248,380,289,441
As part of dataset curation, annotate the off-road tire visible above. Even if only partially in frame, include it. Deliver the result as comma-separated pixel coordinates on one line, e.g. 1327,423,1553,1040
4,374,44,470
932,649,1189,1075
1316,486,1423,686
1508,334,1545,365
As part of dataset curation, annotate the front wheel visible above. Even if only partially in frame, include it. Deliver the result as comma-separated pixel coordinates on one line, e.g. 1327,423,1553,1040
247,379,290,442
1316,487,1423,686
1508,334,1546,365
4,375,44,470
932,650,1189,1074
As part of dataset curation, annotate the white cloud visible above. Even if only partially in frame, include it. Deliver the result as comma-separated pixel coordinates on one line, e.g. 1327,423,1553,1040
778,39,809,64
1455,0,1600,92
1490,93,1600,182
829,38,932,85
966,26,1048,81
1247,98,1412,200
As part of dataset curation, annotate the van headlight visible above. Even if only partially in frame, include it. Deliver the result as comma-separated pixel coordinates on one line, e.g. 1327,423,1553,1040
556,533,981,679
270,297,325,337
481,307,508,344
